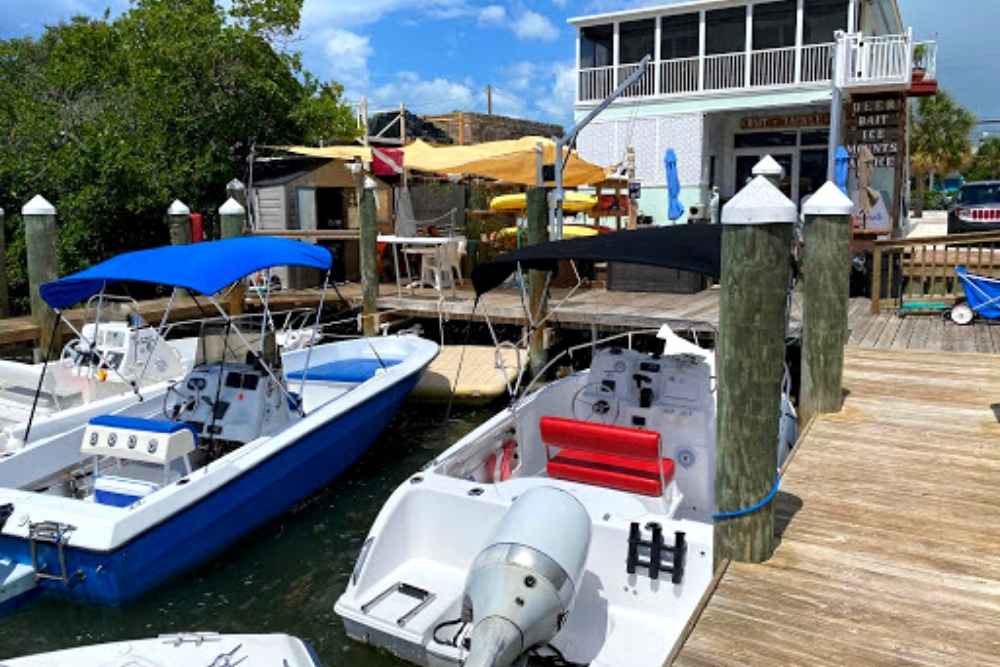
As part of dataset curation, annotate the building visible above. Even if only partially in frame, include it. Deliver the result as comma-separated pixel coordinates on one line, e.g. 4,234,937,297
423,112,564,145
570,0,937,228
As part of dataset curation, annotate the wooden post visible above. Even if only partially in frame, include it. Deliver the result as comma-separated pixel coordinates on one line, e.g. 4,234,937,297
167,199,191,245
0,206,8,317
870,245,883,314
219,198,246,315
23,195,59,360
626,148,638,231
716,176,796,564
800,182,854,425
526,187,549,377
358,175,379,337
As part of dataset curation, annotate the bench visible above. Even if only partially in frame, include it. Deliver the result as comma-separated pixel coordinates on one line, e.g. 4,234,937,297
540,417,675,497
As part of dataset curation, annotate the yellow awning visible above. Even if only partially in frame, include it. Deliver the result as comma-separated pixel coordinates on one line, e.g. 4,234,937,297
279,137,608,187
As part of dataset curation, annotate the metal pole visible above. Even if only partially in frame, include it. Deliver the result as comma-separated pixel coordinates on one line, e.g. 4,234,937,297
553,54,651,240
828,31,846,181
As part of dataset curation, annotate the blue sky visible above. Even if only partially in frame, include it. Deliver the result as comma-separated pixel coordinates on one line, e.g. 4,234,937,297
2,0,998,133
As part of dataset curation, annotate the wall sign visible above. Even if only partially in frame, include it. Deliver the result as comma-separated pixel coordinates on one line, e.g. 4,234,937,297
845,94,905,169
740,112,831,130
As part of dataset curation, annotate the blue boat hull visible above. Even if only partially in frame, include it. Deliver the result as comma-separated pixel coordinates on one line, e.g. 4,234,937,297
0,369,423,605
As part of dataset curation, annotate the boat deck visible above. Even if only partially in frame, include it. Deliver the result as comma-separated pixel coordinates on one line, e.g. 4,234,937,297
673,347,1000,666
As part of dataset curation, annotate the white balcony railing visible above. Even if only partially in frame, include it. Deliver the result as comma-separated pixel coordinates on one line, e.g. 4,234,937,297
576,43,835,103
836,30,912,90
913,40,938,81
801,43,835,82
704,52,746,91
660,56,700,95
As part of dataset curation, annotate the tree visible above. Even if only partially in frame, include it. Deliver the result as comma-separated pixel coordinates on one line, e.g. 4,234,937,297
966,137,1000,183
910,90,975,217
0,0,357,314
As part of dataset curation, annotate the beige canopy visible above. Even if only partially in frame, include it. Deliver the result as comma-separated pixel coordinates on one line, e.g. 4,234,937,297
280,137,608,187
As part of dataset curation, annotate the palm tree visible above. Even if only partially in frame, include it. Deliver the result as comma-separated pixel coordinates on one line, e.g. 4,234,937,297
910,90,975,218
966,136,1000,182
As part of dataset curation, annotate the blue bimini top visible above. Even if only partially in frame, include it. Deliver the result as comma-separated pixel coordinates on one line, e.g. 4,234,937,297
40,236,332,310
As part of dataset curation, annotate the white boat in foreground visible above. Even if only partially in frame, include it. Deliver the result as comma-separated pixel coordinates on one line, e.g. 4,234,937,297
337,225,796,667
5,632,321,666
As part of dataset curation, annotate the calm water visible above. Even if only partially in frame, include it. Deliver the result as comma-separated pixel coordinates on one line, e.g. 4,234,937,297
0,403,491,665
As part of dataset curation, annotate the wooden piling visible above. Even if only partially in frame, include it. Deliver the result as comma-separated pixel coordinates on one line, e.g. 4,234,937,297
167,200,191,245
359,178,379,337
716,176,796,565
0,206,8,317
219,198,246,315
800,182,854,425
23,195,60,359
526,187,550,377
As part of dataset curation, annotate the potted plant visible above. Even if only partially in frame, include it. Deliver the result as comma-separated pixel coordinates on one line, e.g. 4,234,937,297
912,43,928,82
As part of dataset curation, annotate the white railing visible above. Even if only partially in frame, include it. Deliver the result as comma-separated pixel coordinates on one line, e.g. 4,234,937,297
801,43,835,82
836,30,913,89
660,56,700,95
618,60,658,98
750,46,797,87
704,52,746,91
575,43,840,102
579,65,615,102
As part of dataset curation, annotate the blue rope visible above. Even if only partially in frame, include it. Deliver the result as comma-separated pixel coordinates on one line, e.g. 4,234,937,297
713,474,782,521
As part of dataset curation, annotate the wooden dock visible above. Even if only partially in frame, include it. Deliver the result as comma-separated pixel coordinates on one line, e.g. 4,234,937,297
673,347,1000,666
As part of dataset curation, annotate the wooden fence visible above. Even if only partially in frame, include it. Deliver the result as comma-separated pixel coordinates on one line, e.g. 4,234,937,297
870,230,1000,313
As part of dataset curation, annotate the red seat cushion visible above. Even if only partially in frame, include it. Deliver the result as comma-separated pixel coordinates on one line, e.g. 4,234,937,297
548,449,676,497
539,417,661,461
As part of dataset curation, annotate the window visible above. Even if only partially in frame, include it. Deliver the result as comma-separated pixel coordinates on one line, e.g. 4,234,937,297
801,130,831,146
661,13,699,60
734,132,798,149
581,24,613,68
706,7,746,55
803,0,848,45
753,0,797,50
620,19,655,64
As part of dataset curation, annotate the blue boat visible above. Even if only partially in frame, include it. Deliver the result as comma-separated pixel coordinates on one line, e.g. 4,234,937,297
0,237,438,606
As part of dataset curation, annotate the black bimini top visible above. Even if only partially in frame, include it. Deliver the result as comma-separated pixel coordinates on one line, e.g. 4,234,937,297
471,224,722,296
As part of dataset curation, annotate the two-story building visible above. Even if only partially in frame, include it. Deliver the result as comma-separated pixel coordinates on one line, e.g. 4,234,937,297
570,0,937,228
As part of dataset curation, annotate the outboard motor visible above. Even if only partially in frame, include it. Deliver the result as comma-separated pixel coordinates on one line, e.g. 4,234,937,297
461,487,591,667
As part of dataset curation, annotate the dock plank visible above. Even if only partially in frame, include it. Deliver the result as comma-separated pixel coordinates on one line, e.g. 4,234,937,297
673,348,1000,666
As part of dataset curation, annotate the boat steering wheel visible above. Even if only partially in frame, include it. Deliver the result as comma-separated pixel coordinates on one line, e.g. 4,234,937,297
571,383,621,424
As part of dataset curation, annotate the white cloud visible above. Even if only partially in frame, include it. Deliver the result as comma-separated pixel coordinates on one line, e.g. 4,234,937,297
535,61,576,124
512,10,560,41
321,29,373,93
478,5,507,26
372,71,479,114
301,0,475,28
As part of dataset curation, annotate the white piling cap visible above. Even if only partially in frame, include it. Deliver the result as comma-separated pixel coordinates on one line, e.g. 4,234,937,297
364,176,378,190
219,197,245,215
0,206,4,216
752,155,785,177
722,176,797,225
226,178,246,191
803,181,855,216
168,199,191,216
22,195,55,216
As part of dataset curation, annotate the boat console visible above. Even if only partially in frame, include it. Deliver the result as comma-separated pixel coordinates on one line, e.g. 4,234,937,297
164,362,293,445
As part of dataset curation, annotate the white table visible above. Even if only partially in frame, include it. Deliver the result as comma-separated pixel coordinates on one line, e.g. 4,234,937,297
377,235,455,298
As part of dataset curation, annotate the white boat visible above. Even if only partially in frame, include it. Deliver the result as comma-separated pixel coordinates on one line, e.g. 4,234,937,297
0,298,197,448
0,237,438,607
5,632,320,666
336,225,797,667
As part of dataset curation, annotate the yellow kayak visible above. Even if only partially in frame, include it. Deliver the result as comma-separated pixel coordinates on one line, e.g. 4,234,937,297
490,192,598,213
496,225,602,240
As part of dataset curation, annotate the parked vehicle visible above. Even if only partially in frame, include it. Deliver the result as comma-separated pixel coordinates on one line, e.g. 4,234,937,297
947,181,1000,234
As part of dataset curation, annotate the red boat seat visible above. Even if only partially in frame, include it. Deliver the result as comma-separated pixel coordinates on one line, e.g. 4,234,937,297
540,417,675,497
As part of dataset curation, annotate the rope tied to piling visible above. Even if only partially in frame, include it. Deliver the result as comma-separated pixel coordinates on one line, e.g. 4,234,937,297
712,472,782,522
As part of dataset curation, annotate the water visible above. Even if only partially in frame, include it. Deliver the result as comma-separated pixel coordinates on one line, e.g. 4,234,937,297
0,403,492,665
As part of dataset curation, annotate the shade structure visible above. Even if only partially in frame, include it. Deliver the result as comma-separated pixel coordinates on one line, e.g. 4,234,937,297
281,137,608,187
471,224,721,296
41,237,332,309
666,148,685,221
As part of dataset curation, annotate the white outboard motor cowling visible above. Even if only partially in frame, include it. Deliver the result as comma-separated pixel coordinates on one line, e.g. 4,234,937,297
462,487,592,667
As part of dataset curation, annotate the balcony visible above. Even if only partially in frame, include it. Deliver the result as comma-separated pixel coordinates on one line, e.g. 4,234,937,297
578,42,836,103
834,30,938,94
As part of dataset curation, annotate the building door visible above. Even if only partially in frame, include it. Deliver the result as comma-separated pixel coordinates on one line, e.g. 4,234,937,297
735,152,794,200
798,149,829,204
